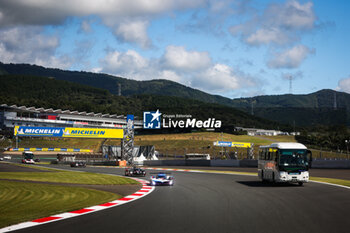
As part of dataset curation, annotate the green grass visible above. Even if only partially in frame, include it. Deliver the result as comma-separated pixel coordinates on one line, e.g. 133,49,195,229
0,169,138,185
310,177,350,187
0,180,121,228
2,138,105,152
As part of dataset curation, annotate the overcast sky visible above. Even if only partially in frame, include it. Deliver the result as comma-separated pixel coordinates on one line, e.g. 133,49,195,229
0,0,349,98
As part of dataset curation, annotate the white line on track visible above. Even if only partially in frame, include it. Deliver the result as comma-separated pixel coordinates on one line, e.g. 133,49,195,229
0,167,155,233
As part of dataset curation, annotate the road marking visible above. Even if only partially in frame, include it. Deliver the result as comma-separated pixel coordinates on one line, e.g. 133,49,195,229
0,175,154,233
143,167,350,190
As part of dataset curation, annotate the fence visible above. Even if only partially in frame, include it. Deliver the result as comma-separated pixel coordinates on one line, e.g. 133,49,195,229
156,146,253,160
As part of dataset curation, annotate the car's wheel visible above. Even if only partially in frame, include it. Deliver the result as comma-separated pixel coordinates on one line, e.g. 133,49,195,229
298,182,304,186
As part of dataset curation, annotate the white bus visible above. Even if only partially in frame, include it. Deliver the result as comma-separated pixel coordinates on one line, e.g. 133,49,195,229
258,143,312,186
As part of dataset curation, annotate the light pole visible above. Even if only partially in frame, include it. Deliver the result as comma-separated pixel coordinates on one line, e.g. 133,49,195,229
345,140,349,160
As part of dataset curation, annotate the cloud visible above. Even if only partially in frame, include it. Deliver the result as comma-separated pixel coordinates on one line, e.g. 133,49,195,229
162,45,211,71
97,46,259,95
101,50,149,77
0,0,204,26
192,64,240,92
0,0,205,48
229,0,316,46
268,45,314,69
114,20,151,49
0,26,71,69
80,20,93,33
245,28,290,46
336,77,350,94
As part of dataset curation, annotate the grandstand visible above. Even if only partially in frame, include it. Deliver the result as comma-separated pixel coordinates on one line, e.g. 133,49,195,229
0,104,142,135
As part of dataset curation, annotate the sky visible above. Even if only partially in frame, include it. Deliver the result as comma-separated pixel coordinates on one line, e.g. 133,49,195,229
0,0,349,98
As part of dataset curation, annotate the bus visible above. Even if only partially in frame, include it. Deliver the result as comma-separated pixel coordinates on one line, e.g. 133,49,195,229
258,143,312,186
22,151,35,164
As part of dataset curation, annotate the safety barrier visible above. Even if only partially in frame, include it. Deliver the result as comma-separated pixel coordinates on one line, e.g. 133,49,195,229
9,148,93,152
144,159,350,169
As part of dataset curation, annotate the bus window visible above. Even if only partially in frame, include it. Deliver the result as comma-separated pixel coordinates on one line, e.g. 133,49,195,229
279,149,308,167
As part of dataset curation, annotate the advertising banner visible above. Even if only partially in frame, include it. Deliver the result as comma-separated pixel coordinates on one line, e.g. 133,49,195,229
14,126,124,139
214,141,252,148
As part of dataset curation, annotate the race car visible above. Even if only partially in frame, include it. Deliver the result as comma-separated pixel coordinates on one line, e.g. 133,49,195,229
70,161,86,167
125,167,146,177
150,172,174,186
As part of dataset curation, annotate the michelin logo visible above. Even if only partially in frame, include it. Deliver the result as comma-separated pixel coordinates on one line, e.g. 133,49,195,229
143,110,161,129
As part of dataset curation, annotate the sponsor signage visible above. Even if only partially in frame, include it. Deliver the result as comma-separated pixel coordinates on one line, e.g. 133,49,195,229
127,114,134,129
214,141,252,148
10,148,93,152
14,126,123,139
143,110,161,129
143,110,221,129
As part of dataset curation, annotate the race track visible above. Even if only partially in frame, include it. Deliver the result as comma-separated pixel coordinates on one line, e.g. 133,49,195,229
12,165,350,233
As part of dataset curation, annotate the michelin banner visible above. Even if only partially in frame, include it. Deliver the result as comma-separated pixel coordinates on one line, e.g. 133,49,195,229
14,126,124,139
10,148,93,152
214,141,252,148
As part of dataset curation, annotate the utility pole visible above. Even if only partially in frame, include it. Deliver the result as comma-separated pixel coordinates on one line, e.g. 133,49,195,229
118,83,122,96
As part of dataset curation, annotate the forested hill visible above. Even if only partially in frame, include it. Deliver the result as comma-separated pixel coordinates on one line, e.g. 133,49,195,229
1,62,349,110
230,90,350,127
0,62,234,106
231,89,350,109
1,62,349,127
0,75,285,131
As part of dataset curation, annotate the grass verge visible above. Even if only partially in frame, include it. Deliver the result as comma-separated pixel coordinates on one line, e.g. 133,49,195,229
310,177,350,188
0,164,138,185
0,180,121,228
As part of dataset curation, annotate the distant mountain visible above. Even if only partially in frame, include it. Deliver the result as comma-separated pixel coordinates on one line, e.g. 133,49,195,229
0,75,285,132
230,90,350,127
0,62,348,127
0,62,234,106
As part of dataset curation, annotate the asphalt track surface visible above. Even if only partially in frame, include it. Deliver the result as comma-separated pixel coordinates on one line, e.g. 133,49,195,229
11,165,350,233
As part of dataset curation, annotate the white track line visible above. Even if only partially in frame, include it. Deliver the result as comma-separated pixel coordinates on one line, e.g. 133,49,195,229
0,174,154,233
144,166,350,190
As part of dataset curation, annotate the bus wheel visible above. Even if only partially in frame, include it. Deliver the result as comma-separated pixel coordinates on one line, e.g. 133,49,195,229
298,182,304,186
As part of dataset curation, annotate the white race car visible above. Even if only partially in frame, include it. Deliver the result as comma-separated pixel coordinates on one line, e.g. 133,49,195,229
150,172,174,186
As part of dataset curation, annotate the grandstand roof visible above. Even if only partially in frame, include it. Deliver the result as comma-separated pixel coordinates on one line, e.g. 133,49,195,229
0,104,127,119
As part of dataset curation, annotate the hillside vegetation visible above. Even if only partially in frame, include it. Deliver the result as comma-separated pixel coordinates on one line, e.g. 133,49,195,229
1,62,348,127
0,75,285,131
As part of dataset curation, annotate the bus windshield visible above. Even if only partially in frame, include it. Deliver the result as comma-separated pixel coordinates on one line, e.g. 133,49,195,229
23,152,34,160
279,149,309,168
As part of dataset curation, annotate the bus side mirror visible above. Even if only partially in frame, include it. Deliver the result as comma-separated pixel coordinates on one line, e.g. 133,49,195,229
307,150,312,168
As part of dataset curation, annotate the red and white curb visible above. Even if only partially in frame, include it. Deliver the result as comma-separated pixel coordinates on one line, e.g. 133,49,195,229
0,178,154,233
